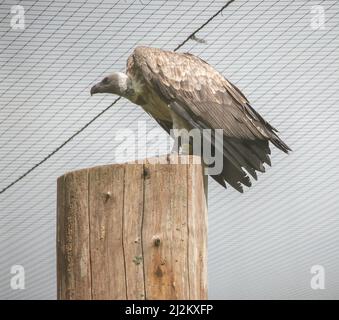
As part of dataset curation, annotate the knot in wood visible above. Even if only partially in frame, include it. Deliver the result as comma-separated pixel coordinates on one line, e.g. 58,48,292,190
154,237,161,247
104,191,111,202
155,266,163,278
143,167,150,179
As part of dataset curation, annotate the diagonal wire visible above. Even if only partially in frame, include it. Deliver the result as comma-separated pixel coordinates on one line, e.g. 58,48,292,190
0,0,236,195
0,96,120,195
174,0,235,51
0,0,190,181
3,43,338,229
1,0,339,300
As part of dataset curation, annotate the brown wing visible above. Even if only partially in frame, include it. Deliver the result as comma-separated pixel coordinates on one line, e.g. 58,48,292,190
130,46,291,191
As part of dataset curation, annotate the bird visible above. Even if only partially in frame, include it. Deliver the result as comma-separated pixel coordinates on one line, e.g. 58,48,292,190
90,46,291,192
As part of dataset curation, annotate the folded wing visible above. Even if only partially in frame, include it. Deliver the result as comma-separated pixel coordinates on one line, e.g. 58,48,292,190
131,46,291,191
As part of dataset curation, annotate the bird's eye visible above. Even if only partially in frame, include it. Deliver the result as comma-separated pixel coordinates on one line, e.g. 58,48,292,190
102,77,109,84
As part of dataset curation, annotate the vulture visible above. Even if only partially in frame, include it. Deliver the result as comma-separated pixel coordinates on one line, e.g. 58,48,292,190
90,46,290,192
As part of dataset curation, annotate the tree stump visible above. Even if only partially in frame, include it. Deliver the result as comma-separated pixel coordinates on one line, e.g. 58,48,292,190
57,155,208,300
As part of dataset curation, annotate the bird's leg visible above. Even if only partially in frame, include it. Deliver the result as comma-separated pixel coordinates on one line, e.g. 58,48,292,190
171,134,191,155
170,110,192,155
168,129,180,163
171,136,180,154
181,142,191,155
168,122,180,163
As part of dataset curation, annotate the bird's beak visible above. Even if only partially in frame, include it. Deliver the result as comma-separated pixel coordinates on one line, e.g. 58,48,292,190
90,83,100,96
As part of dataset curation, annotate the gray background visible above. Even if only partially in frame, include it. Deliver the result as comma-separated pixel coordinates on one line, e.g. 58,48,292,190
0,0,338,299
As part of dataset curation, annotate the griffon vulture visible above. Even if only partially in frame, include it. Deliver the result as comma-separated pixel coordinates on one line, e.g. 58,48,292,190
90,46,290,192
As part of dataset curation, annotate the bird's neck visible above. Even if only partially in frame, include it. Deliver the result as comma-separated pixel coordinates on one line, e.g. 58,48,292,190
113,72,129,96
123,77,146,105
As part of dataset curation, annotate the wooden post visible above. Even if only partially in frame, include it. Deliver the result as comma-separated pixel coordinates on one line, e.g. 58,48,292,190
57,155,208,300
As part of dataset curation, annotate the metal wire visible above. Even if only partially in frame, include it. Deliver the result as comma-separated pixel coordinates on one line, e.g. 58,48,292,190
0,0,235,194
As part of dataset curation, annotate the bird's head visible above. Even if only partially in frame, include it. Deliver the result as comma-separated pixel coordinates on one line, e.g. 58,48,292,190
90,72,129,96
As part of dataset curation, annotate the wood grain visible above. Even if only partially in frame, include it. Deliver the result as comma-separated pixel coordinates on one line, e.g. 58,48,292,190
187,162,208,299
57,169,92,299
123,164,145,299
57,155,207,300
89,164,126,299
